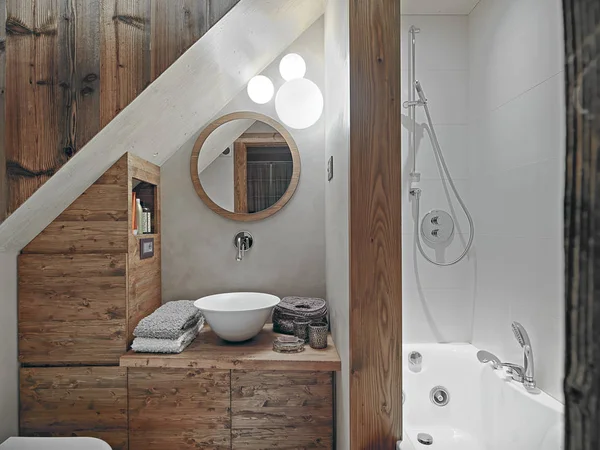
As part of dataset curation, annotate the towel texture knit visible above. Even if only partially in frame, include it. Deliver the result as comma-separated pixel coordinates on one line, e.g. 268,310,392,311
133,300,202,339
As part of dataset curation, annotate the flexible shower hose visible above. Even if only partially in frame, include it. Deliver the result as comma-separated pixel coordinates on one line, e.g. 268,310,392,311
412,101,475,266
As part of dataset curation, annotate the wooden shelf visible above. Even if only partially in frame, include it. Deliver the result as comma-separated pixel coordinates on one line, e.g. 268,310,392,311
132,233,157,239
120,324,341,372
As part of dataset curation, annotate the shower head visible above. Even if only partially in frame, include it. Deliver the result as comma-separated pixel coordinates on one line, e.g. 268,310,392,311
409,26,421,34
415,80,427,104
511,321,531,348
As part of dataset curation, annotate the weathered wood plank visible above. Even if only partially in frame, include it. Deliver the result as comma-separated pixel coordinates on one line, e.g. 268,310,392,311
19,320,126,365
563,0,600,449
100,0,151,127
232,370,334,449
128,368,230,450
20,367,127,450
73,0,101,152
150,0,208,80
208,0,239,27
0,0,6,223
22,221,129,254
349,0,403,447
18,253,127,365
23,156,129,253
5,0,65,215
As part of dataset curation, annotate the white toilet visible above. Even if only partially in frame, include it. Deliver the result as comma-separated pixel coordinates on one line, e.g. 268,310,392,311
0,437,111,450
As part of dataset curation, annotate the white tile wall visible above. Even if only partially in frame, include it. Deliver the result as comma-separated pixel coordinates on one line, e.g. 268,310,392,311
401,15,474,343
468,0,565,402
404,3,565,403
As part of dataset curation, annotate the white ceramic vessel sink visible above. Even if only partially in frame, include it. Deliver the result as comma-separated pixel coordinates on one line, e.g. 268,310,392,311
194,292,280,342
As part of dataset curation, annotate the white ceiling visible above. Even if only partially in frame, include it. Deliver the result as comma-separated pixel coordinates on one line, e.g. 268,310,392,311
402,0,480,15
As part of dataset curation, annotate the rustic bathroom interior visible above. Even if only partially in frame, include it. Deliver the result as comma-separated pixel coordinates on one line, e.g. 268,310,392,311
0,0,568,449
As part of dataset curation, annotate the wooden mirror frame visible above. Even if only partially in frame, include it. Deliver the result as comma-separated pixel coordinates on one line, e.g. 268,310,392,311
190,112,301,222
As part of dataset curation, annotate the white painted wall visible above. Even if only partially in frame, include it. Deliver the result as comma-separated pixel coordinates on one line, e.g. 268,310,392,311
161,18,325,302
468,0,565,401
324,1,349,448
0,251,18,441
401,15,474,343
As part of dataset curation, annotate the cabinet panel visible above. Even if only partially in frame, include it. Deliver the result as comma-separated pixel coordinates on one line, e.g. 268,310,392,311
20,367,128,450
232,370,334,449
18,253,127,365
128,368,231,450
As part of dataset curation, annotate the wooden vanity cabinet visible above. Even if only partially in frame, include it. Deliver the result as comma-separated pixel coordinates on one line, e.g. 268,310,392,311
121,326,339,449
127,368,334,450
128,368,231,450
231,370,334,449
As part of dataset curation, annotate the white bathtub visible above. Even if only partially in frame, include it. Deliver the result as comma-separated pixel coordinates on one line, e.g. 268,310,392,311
397,344,564,450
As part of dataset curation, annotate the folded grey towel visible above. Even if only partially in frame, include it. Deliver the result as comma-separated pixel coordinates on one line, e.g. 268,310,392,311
132,319,204,354
133,300,202,339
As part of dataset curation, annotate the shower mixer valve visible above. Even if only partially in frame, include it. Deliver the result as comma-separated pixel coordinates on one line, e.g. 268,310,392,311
421,210,454,246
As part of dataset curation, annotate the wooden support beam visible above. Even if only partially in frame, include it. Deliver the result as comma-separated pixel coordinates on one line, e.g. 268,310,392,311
563,0,600,448
349,0,403,448
0,0,5,222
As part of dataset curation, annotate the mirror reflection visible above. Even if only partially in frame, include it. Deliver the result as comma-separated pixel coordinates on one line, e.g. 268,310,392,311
198,119,294,214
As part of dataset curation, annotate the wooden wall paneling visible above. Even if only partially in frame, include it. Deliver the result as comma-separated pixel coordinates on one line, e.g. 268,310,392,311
20,366,128,450
23,155,129,254
0,0,6,223
232,370,334,449
128,368,231,450
100,0,151,127
349,0,403,448
208,0,239,27
73,0,101,152
150,0,208,80
58,0,101,165
18,253,127,365
5,0,65,215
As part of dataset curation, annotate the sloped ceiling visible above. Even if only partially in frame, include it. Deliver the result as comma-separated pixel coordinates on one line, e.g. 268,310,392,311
0,0,325,252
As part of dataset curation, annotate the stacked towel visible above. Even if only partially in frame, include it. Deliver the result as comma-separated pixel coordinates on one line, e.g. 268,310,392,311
132,300,204,353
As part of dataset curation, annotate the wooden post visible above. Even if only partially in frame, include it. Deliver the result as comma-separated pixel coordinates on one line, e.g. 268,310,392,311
563,0,600,448
349,0,403,447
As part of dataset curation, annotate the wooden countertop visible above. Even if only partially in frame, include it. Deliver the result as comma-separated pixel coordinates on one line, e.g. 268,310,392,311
120,324,341,371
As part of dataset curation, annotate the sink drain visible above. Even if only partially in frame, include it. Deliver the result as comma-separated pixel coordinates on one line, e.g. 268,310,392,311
417,433,433,445
430,385,450,406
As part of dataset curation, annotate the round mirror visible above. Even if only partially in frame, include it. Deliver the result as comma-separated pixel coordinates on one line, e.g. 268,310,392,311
190,112,300,221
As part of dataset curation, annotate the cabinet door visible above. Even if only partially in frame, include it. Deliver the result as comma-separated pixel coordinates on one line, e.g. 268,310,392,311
128,368,231,450
18,253,127,365
20,367,128,450
232,370,334,449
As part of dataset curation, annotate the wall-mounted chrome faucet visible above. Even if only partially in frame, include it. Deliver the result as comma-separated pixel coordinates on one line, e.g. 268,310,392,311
234,231,253,261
